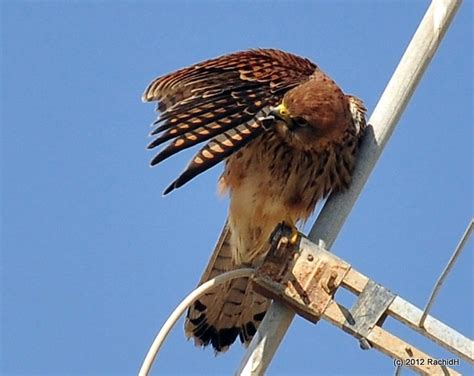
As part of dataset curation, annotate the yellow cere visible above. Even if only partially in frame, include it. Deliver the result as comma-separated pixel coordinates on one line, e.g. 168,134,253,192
277,103,289,118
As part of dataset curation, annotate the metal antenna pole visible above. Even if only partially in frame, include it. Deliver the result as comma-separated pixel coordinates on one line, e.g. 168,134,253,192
236,1,463,374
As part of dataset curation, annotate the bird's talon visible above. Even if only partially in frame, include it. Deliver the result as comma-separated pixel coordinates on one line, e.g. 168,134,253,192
290,231,299,244
289,227,300,245
281,221,299,245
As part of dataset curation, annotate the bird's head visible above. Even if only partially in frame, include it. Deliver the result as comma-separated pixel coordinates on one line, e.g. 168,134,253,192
269,76,354,151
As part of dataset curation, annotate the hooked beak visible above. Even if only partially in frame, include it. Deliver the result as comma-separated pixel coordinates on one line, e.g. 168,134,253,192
259,103,292,131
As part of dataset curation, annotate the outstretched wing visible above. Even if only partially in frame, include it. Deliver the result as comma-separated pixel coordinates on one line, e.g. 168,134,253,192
143,48,317,194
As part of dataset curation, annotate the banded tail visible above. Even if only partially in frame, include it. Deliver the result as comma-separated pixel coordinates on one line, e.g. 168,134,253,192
184,223,269,353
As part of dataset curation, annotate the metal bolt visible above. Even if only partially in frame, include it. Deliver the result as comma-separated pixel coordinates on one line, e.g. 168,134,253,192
327,271,338,290
307,254,314,262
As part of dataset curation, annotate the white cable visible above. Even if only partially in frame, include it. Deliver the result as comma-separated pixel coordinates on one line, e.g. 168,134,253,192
139,268,255,376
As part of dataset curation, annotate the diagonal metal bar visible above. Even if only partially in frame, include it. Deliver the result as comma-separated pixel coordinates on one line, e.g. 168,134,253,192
236,1,463,374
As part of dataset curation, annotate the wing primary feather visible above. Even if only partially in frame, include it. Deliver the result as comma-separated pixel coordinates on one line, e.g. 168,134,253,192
150,113,250,165
150,105,274,166
162,121,265,195
148,103,246,147
148,95,272,149
142,49,318,195
151,82,266,132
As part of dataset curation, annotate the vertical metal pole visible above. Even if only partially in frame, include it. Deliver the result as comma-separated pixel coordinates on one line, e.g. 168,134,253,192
236,1,463,374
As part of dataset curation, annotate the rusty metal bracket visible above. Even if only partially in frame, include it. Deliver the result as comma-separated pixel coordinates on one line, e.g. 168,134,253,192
247,223,470,376
252,224,351,323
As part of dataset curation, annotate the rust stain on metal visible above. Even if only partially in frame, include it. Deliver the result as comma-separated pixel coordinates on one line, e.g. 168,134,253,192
252,223,351,323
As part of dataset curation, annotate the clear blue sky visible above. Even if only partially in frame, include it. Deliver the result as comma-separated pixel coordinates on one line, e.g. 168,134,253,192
1,1,472,375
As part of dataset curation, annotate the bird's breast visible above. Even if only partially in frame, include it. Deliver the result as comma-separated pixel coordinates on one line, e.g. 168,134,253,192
219,131,357,264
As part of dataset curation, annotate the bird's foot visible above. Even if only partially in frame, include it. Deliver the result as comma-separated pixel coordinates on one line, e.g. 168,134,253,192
282,221,300,245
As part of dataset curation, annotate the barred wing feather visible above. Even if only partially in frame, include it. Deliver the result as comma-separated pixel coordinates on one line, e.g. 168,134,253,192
142,48,317,194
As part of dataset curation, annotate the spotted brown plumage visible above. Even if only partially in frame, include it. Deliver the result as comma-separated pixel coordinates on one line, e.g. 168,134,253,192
143,49,316,194
143,48,367,353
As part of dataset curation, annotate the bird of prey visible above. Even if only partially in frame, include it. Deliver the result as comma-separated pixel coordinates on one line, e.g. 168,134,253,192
143,48,366,353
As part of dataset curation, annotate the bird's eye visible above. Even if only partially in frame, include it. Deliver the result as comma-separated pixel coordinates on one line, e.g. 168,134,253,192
293,117,309,128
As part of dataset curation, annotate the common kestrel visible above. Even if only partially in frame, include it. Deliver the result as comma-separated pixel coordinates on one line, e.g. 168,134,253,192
143,49,366,353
